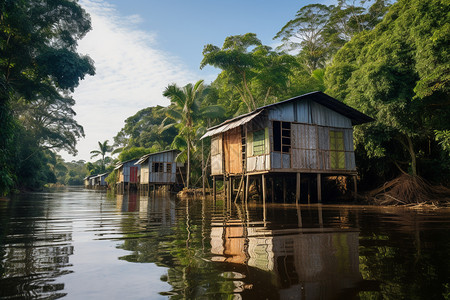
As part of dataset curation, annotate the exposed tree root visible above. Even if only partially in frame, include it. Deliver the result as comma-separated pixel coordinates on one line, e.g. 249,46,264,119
367,174,450,208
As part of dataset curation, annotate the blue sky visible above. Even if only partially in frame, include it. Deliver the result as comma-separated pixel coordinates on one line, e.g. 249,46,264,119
64,0,330,162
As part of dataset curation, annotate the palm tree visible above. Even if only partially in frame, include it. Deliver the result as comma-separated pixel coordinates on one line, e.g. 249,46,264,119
163,80,224,189
90,140,112,172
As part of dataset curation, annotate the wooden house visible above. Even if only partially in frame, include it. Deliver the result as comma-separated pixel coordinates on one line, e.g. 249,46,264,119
84,175,94,188
93,172,109,189
201,91,373,202
115,158,140,193
135,150,184,193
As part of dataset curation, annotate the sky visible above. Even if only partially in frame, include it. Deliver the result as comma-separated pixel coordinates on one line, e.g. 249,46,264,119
62,0,329,162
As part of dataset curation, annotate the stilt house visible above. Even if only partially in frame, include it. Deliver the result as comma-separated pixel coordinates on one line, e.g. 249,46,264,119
93,172,109,188
135,150,183,193
115,158,140,193
84,175,94,188
201,91,373,202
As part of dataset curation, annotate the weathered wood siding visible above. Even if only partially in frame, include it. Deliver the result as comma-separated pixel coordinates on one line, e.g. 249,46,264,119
211,135,223,176
246,115,270,173
268,100,355,172
268,99,352,128
139,151,178,184
120,160,140,183
290,124,356,171
140,163,149,184
224,127,242,174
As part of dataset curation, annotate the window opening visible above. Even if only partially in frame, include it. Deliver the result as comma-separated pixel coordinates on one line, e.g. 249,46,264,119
152,162,163,173
273,121,291,153
166,163,172,173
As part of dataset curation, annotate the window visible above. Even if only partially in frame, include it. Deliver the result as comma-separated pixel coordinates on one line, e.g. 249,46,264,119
253,130,265,155
273,121,291,153
152,162,163,173
166,163,172,173
330,130,345,169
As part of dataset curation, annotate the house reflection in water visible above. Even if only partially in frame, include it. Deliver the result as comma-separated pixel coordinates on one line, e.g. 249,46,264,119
210,209,362,299
115,193,176,227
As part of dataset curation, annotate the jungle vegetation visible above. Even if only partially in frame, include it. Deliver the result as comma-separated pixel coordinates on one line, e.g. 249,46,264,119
1,0,448,195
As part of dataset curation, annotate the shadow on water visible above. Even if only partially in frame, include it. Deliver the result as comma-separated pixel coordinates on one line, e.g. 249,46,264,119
1,188,450,299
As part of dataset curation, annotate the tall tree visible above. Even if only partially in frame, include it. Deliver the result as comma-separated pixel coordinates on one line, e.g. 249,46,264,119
325,0,450,181
90,140,112,172
0,0,94,194
274,1,391,73
163,80,225,188
201,33,297,113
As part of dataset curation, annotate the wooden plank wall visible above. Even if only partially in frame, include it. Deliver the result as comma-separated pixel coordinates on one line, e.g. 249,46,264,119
211,135,223,175
224,127,242,174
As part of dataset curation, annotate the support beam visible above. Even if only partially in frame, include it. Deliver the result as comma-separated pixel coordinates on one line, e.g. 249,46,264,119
296,173,301,204
262,174,267,225
353,175,358,201
283,177,286,203
213,176,216,202
317,173,322,203
245,175,249,204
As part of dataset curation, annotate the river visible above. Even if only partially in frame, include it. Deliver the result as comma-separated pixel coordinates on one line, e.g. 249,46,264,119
0,187,449,299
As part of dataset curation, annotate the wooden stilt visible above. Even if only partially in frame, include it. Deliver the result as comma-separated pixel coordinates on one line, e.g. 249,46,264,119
296,173,301,204
317,173,322,203
245,174,249,204
353,175,358,201
213,176,216,202
262,174,267,225
283,176,286,203
318,204,323,228
296,202,302,228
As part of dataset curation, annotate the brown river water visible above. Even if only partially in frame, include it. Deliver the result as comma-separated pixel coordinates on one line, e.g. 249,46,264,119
0,187,449,299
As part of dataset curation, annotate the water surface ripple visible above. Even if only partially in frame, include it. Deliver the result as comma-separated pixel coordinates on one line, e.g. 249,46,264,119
1,187,449,299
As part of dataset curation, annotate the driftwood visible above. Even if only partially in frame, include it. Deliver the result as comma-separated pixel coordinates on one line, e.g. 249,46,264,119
367,174,450,208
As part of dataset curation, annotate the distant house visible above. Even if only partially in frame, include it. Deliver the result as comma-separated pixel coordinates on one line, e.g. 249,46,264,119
84,175,94,188
201,91,373,202
93,172,110,189
115,158,140,193
135,150,184,193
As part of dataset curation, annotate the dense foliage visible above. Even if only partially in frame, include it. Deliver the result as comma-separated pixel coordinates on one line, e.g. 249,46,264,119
0,0,94,195
110,0,449,190
325,0,450,185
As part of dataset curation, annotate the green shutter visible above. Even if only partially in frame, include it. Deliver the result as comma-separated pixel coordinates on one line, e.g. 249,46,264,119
253,130,265,155
330,130,345,169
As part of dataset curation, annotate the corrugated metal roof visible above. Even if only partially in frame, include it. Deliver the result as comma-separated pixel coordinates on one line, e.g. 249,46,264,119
135,149,180,165
200,110,263,139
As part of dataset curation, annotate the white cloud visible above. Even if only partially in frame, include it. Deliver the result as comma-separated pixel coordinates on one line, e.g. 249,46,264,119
60,0,198,162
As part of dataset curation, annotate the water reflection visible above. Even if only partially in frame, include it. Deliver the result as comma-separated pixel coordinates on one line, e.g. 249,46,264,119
1,189,450,299
0,192,73,299
210,206,363,299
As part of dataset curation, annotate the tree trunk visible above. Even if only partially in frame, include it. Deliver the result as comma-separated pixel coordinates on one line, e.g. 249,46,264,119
406,135,417,177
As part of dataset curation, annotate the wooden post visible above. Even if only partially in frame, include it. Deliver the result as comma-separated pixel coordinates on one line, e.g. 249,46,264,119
353,175,358,201
296,201,302,228
262,174,267,226
283,176,286,203
245,174,249,204
213,176,216,202
296,173,301,204
318,204,323,228
317,173,322,203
